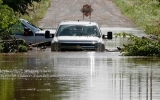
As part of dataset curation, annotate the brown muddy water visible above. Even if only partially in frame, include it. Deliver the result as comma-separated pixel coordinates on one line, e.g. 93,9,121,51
0,28,160,100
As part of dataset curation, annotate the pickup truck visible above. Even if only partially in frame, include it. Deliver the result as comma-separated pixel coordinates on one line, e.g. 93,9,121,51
13,19,56,44
45,20,112,51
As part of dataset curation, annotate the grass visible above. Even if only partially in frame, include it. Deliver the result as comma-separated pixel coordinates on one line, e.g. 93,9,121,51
19,0,52,25
113,0,160,35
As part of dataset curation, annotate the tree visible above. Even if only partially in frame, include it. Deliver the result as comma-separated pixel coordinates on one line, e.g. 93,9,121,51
2,0,41,15
0,0,30,53
0,0,18,37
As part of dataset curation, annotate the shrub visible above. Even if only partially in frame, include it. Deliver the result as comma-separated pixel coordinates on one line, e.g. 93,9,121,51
115,32,160,57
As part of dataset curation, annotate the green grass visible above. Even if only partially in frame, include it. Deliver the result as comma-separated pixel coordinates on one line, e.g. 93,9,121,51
20,0,52,25
113,0,160,35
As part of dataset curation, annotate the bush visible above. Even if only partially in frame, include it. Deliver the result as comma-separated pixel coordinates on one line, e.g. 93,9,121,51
0,39,29,53
115,32,160,57
17,44,28,52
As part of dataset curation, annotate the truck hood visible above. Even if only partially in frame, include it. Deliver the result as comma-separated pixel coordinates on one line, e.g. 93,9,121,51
36,29,56,34
55,36,102,43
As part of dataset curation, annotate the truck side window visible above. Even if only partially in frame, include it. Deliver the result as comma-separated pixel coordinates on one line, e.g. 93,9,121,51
93,26,101,37
23,25,33,36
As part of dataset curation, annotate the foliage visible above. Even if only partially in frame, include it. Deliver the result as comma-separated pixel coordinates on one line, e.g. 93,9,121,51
0,44,2,52
2,0,41,15
113,0,160,35
20,0,51,25
0,0,19,37
0,0,51,53
115,32,160,57
0,39,28,53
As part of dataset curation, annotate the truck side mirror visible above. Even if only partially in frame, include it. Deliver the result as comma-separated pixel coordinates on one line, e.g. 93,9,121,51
107,31,112,39
102,31,113,39
45,30,54,38
45,30,50,38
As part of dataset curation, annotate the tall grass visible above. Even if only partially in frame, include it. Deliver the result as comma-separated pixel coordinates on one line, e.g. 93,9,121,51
20,0,52,25
113,0,160,35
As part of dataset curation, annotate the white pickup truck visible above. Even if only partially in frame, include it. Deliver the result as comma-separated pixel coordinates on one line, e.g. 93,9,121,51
45,20,113,51
13,19,56,44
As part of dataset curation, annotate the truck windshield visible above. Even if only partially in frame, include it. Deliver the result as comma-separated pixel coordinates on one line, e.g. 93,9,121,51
56,25,100,36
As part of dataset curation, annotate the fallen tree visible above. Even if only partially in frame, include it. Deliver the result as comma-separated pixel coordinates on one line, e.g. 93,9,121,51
115,32,160,57
0,35,29,53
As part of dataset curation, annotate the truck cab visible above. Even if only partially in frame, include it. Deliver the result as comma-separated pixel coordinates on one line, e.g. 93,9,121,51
45,21,112,51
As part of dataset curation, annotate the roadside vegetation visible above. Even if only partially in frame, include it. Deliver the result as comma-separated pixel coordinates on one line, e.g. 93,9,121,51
20,0,52,25
0,0,51,53
113,0,160,57
113,0,160,35
115,32,160,57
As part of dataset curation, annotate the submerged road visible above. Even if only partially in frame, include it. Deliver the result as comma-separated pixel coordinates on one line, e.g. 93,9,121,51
38,0,136,28
0,51,160,100
0,1,158,100
1,1,159,100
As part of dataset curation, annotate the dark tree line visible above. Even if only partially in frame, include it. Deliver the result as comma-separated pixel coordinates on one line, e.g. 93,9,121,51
2,0,41,15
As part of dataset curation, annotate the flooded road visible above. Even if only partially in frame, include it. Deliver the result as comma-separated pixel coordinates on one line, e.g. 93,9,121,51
1,0,159,99
0,50,160,100
101,27,146,50
1,27,159,100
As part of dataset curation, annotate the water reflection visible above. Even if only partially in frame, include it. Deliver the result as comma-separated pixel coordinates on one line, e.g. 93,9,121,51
117,58,160,100
0,52,160,100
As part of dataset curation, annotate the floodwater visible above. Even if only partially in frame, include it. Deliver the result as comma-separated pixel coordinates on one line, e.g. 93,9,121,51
0,28,160,100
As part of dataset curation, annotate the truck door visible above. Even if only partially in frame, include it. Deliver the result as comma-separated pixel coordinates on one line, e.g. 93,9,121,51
14,24,36,43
